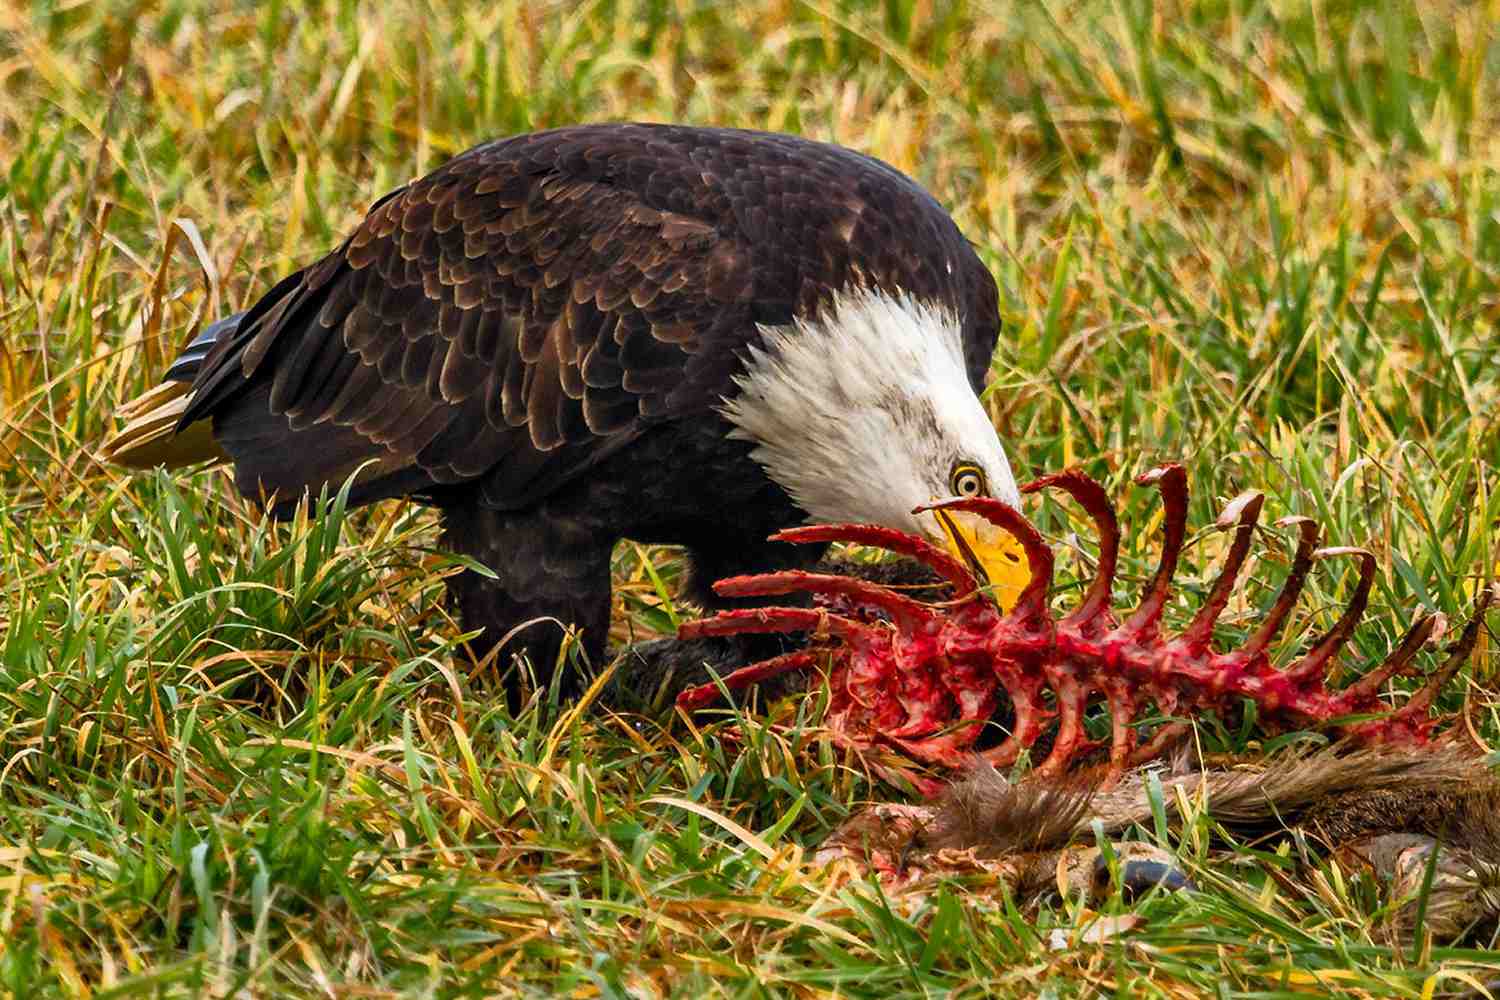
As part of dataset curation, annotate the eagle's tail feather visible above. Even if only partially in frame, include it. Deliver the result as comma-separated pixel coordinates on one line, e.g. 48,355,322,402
101,312,244,469
102,380,225,469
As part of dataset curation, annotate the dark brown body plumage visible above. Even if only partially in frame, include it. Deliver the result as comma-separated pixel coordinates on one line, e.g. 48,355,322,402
148,125,1000,688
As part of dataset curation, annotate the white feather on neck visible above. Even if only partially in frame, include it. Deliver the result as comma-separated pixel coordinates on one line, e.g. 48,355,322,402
721,287,1018,535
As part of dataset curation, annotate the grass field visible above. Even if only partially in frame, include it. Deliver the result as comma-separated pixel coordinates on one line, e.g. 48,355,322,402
3,0,1499,995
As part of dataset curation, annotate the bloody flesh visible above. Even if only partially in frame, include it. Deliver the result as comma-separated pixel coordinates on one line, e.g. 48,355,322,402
678,465,1497,784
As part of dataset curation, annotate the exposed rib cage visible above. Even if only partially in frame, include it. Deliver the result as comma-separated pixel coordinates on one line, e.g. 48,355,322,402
678,465,1497,783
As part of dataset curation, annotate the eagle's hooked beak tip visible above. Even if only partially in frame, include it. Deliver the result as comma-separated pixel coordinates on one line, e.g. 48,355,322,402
924,501,1030,613
933,507,989,583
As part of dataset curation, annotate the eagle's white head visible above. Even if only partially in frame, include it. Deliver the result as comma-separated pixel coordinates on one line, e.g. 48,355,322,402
722,287,1028,607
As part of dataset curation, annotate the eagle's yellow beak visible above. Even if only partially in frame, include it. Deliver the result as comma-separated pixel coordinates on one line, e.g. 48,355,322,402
932,506,1030,612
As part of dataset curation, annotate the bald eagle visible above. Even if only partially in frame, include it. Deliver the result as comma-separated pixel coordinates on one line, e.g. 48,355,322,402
106,124,1025,693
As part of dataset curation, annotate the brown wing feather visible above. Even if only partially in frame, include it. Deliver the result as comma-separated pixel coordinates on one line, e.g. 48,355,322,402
181,124,999,513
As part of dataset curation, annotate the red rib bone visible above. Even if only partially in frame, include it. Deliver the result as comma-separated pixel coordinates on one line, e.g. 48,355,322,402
769,523,975,592
712,571,936,630
675,466,1496,788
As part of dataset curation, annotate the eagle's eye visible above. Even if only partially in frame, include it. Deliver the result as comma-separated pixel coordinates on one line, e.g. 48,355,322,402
951,464,987,498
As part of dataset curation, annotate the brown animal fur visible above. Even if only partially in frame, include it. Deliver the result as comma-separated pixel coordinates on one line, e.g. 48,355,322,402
817,743,1500,945
917,743,1496,856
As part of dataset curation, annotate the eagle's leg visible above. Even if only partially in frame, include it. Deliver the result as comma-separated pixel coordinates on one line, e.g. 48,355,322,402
439,498,614,703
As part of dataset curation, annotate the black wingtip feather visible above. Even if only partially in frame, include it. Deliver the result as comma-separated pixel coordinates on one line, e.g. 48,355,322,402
163,312,247,383
179,269,310,429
